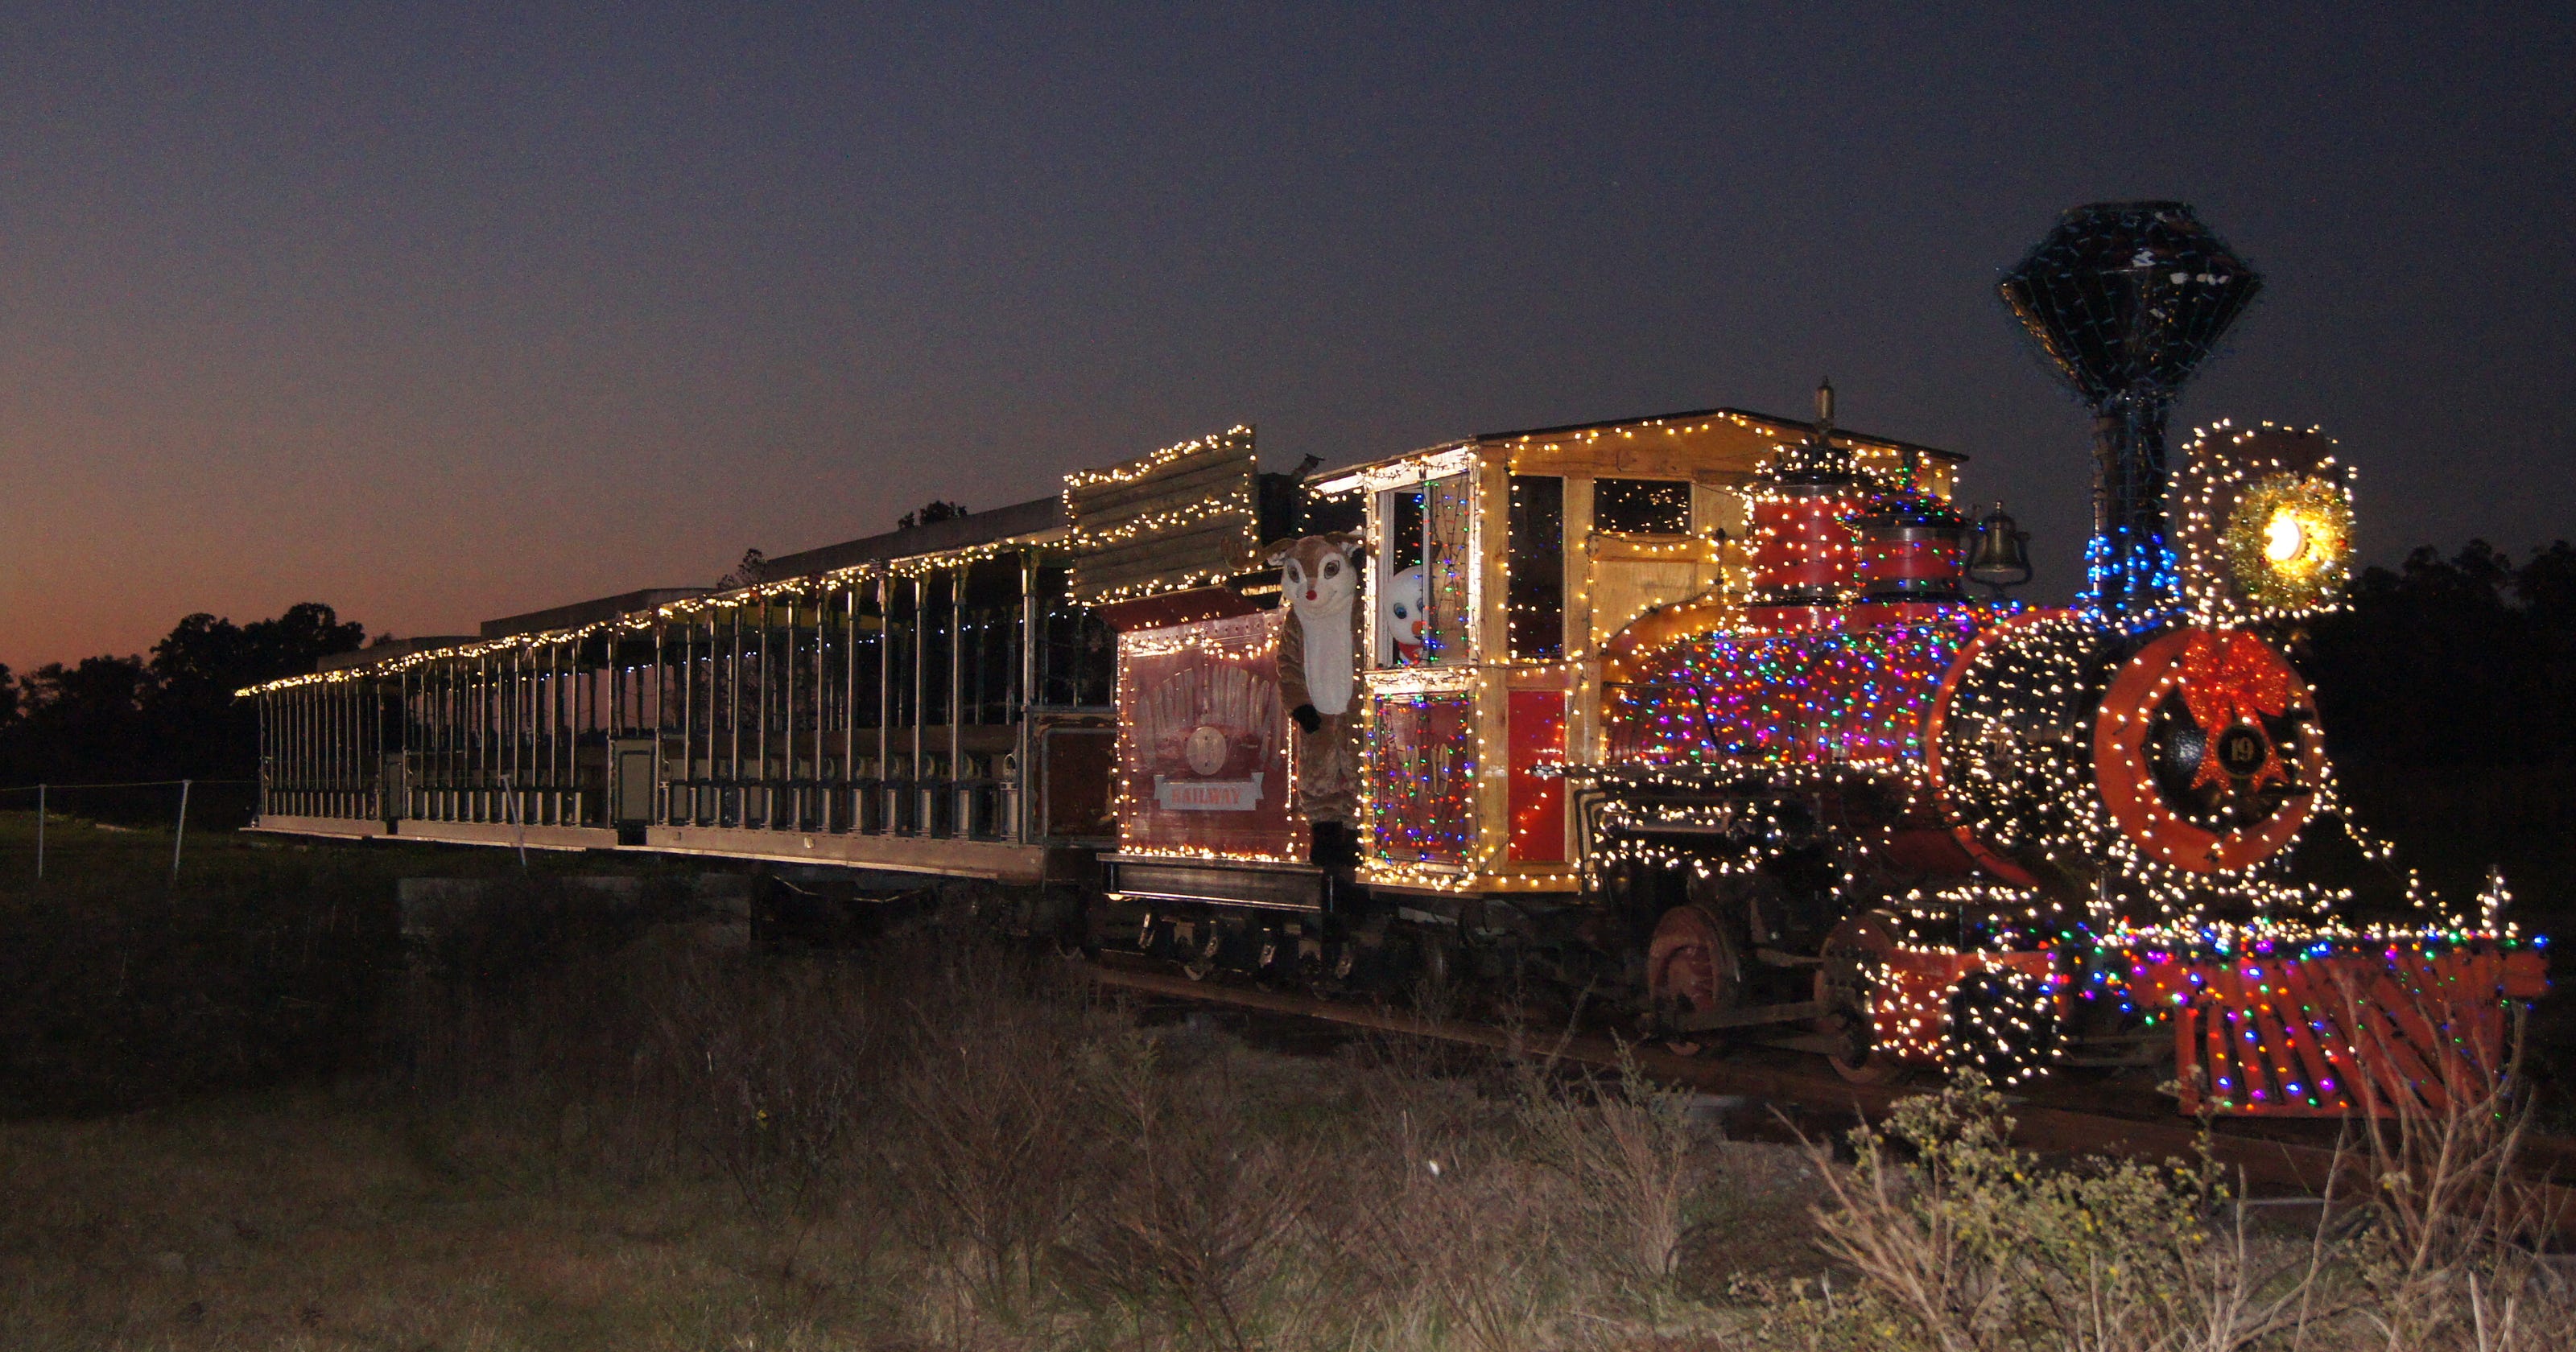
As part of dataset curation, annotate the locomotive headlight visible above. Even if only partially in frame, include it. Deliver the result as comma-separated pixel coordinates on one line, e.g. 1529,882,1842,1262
2224,472,2353,612
2262,508,2309,564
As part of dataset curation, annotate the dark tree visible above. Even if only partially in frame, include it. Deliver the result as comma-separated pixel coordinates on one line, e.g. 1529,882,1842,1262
8,656,153,784
716,547,768,589
2307,542,2570,769
0,604,362,790
898,501,968,530
237,604,367,685
145,604,365,781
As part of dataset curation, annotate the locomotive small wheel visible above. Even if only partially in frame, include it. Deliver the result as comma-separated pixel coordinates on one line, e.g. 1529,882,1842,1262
1646,903,1742,1057
1814,911,1909,1085
1180,920,1221,980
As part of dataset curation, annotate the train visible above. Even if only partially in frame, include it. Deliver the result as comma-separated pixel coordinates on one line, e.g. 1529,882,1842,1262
242,203,2545,1116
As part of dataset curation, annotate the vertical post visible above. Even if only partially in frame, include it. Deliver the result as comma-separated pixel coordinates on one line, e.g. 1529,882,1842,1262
776,596,791,829
433,664,448,818
1018,552,1038,843
756,597,771,826
729,608,743,789
654,623,664,824
518,649,529,822
402,671,413,818
910,574,925,835
809,594,824,829
429,665,442,818
561,642,575,823
568,643,577,819
527,648,537,820
680,619,690,812
704,614,717,821
170,779,191,884
554,643,564,819
876,574,892,831
34,784,44,880
949,565,964,837
844,584,858,831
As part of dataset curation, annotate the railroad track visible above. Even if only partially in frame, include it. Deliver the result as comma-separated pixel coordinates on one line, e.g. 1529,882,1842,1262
1086,961,2576,1230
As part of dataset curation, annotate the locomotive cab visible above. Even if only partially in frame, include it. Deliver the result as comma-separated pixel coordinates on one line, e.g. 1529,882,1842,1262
1078,406,1969,1021
1303,409,1959,897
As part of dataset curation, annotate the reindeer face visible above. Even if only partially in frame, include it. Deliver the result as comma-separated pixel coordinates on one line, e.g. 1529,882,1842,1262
1270,533,1362,625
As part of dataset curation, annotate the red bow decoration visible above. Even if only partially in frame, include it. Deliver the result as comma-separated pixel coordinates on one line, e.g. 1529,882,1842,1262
2178,631,2293,789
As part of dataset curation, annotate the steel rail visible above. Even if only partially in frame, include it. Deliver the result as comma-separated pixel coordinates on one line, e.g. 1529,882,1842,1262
1084,962,2576,1230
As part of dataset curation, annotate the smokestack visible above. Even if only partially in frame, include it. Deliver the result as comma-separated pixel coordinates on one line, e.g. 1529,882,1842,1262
2000,203,2260,629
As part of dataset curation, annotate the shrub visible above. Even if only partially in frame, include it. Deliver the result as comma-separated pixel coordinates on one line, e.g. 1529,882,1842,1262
1781,1075,2334,1352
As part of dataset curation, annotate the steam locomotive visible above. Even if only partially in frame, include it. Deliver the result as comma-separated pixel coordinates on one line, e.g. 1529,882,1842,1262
1093,204,2541,1114
243,204,2542,1115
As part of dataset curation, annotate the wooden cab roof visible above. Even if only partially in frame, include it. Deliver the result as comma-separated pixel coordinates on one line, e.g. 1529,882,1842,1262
1307,405,1963,493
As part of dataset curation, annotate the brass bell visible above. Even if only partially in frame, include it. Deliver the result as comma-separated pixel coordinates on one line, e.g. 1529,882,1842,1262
1966,503,2033,595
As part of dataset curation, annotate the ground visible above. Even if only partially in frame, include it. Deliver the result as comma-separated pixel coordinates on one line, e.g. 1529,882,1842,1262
0,1039,1828,1350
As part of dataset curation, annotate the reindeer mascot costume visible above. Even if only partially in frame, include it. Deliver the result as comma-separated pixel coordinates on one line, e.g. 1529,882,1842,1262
1270,531,1366,866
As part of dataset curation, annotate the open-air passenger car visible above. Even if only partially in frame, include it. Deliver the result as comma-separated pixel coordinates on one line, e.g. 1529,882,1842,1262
248,503,1118,884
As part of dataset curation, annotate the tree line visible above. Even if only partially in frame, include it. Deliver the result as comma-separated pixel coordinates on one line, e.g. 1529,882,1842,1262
0,539,2565,795
2308,540,2576,768
0,604,365,788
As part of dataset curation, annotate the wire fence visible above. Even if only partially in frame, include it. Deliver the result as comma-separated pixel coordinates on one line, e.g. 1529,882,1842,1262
0,779,256,883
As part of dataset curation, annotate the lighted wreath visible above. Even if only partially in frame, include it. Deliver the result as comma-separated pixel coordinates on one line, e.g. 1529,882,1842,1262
2223,472,2353,612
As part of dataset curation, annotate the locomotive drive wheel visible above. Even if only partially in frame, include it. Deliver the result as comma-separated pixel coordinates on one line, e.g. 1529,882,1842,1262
1814,911,1909,1085
1645,903,1741,1056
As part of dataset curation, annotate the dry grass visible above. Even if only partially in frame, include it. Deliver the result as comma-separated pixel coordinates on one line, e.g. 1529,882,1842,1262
1,911,1782,1350
5,886,2565,1351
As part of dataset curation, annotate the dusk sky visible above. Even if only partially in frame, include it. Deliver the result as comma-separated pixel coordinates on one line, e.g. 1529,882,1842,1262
2,3,2569,673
